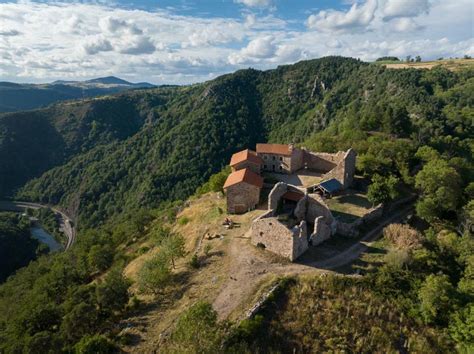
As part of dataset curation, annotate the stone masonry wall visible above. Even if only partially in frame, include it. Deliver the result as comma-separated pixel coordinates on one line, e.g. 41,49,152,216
232,160,261,174
251,215,307,261
311,216,332,246
320,148,356,189
268,182,288,212
289,148,305,173
292,220,308,260
226,183,260,214
303,151,343,172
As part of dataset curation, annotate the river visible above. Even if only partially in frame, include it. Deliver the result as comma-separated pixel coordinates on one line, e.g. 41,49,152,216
30,226,63,252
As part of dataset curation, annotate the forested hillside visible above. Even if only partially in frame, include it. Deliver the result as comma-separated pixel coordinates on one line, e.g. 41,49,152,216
0,78,154,113
0,56,472,352
5,56,471,229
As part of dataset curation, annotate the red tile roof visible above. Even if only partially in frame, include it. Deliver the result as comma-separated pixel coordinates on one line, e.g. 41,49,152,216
229,149,263,167
223,168,264,189
256,143,292,156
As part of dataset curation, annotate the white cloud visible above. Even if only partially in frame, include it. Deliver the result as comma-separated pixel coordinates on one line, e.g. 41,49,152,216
229,36,276,64
307,0,377,33
234,0,272,8
382,0,431,20
0,0,471,84
0,29,20,36
83,38,113,55
390,18,424,32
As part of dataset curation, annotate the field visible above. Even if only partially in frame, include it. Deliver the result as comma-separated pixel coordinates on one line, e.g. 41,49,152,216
376,58,474,71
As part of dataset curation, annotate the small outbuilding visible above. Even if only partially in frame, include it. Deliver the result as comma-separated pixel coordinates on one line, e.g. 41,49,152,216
313,178,343,198
223,168,264,214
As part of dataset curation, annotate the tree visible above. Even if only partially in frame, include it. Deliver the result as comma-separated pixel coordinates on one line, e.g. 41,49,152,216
449,304,474,350
138,253,172,294
367,174,399,205
415,159,462,221
418,274,455,324
169,301,222,353
95,269,130,314
162,234,186,269
406,55,412,63
415,56,422,62
62,302,99,342
87,244,113,273
74,334,116,354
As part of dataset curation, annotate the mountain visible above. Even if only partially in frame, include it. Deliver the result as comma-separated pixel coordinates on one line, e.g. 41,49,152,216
0,77,155,113
1,56,471,228
0,56,472,353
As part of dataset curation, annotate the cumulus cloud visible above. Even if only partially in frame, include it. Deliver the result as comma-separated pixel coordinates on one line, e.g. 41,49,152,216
83,38,113,55
307,0,377,33
0,29,21,36
390,18,424,32
382,0,431,20
0,0,472,84
229,36,276,64
234,0,272,8
119,36,156,55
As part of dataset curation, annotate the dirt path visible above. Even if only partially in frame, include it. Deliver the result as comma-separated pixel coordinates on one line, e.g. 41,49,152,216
122,195,414,352
308,205,413,269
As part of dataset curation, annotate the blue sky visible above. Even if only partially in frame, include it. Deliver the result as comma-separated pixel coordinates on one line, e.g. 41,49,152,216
0,0,472,84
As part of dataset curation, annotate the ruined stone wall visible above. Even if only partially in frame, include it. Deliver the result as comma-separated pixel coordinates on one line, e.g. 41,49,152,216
268,182,288,211
251,215,305,260
303,151,343,172
336,203,383,237
321,149,357,189
232,161,261,174
226,183,260,214
292,220,308,260
289,148,304,173
311,216,332,246
306,193,334,226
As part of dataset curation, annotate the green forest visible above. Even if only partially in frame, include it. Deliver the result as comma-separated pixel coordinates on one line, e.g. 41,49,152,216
0,56,472,352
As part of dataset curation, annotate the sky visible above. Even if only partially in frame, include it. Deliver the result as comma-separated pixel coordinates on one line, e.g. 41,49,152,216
0,0,473,84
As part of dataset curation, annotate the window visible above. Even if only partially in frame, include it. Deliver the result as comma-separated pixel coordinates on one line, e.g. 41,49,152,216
263,155,267,160
279,157,283,161
264,165,267,169
279,166,282,170
272,156,276,161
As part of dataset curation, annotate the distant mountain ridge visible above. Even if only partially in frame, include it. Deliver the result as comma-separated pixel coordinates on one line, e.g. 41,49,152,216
0,76,155,113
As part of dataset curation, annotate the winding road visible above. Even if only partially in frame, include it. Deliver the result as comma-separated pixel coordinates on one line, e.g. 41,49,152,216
0,200,76,250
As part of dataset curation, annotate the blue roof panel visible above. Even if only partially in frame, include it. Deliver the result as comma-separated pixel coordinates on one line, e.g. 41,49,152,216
319,178,342,193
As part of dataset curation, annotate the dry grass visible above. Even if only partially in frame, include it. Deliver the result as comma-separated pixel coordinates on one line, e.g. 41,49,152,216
325,189,372,223
382,58,474,71
383,223,423,250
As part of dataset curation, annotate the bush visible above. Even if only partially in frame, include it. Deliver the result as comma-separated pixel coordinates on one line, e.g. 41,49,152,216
168,301,222,353
137,253,172,294
74,335,116,354
383,224,423,250
189,254,200,269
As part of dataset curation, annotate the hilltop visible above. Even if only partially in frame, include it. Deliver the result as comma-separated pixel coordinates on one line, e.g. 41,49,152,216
0,76,155,113
377,58,474,71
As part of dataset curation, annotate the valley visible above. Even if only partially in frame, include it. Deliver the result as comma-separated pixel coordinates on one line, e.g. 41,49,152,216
0,56,472,352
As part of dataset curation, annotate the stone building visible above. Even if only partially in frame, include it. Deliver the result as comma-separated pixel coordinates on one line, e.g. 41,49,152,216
256,143,304,174
229,149,263,174
303,148,356,189
250,182,336,261
223,168,263,214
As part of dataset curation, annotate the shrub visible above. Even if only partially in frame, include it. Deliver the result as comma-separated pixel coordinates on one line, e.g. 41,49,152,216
189,254,200,269
74,335,116,354
383,224,423,250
